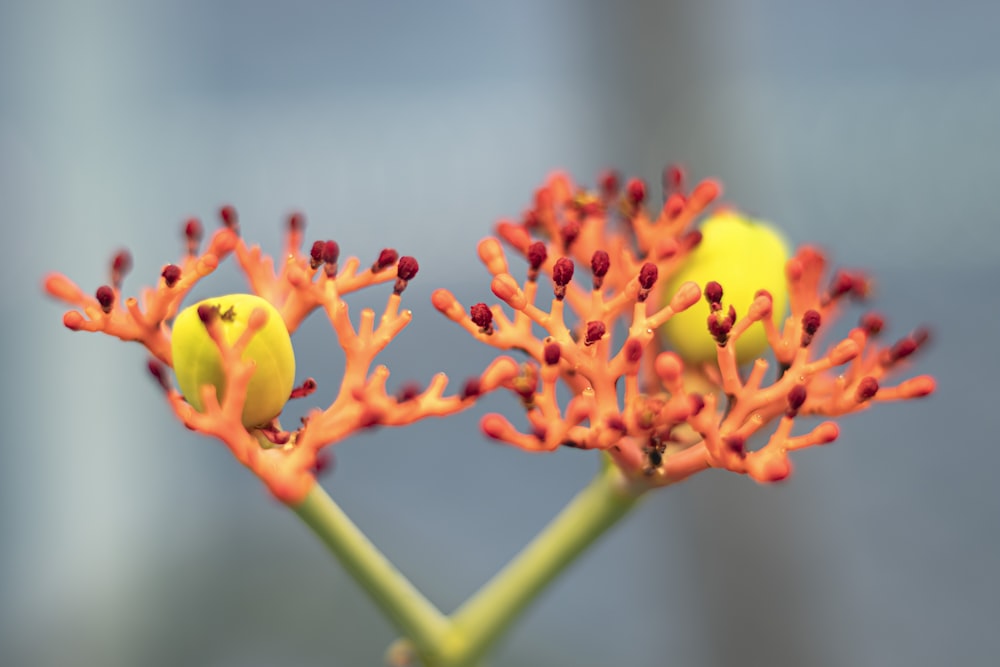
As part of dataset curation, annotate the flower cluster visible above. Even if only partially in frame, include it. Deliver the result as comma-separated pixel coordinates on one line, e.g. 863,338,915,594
432,168,935,486
45,209,517,503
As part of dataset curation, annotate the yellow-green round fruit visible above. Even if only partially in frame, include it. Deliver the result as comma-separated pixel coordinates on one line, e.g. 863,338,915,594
661,211,789,365
171,294,295,428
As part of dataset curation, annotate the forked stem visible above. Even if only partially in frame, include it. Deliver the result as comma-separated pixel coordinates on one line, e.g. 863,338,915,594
292,485,452,664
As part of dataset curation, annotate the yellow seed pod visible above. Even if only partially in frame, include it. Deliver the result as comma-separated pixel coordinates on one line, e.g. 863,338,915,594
171,294,295,428
661,211,789,365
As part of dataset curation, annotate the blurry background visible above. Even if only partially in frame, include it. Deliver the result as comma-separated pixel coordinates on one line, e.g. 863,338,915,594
2,1,998,665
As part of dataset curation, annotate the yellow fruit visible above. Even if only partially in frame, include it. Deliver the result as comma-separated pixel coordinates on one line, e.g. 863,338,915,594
661,211,789,364
171,294,295,428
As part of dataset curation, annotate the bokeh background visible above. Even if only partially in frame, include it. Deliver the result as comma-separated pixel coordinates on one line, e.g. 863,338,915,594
3,1,999,666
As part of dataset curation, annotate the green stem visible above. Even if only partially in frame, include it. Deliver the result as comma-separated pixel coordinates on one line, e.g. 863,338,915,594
292,485,451,663
439,462,647,666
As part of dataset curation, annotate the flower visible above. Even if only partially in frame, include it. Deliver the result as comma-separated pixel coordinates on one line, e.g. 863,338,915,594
433,167,935,486
45,208,518,504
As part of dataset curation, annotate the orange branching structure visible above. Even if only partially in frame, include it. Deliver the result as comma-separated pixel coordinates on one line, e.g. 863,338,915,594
44,209,518,503
433,168,936,487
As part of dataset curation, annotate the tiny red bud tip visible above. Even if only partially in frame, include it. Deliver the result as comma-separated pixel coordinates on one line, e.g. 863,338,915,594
460,378,482,400
625,178,646,206
585,321,606,345
287,212,305,232
95,285,114,313
590,250,610,278
184,218,203,242
396,256,419,281
638,262,658,290
111,250,132,276
322,240,340,265
688,394,706,416
856,376,879,402
723,434,746,455
787,384,808,415
543,342,561,366
860,311,885,335
527,242,547,271
552,257,574,287
889,337,918,363
147,359,171,392
624,338,643,363
561,220,580,247
802,310,822,336
704,281,724,306
309,241,325,268
374,248,399,272
396,382,422,402
598,170,620,198
161,264,182,288
219,205,238,229
663,164,684,190
470,303,493,330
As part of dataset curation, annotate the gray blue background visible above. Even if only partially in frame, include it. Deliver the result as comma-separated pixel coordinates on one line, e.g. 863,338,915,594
2,1,998,665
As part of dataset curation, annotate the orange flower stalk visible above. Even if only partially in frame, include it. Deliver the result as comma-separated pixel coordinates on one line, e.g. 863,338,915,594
433,168,936,487
44,209,518,504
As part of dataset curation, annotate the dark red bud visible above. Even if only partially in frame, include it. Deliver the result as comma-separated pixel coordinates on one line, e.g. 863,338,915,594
310,240,325,269
625,178,646,206
638,262,658,290
663,164,684,192
111,250,132,276
287,212,305,232
219,205,238,229
460,378,482,400
95,285,114,313
856,376,879,402
598,170,620,198
543,342,561,366
374,248,399,272
161,264,182,288
585,321,606,345
470,303,493,331
889,337,918,363
527,242,547,271
147,359,171,392
704,281,724,306
552,257,574,286
802,310,822,335
624,338,643,363
561,220,580,247
184,218,203,242
860,312,885,335
396,256,419,281
322,240,340,265
590,250,610,278
787,384,808,416
688,394,705,416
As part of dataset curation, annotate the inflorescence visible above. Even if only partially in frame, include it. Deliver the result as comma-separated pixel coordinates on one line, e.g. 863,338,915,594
432,168,935,487
45,165,935,500
45,208,517,503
